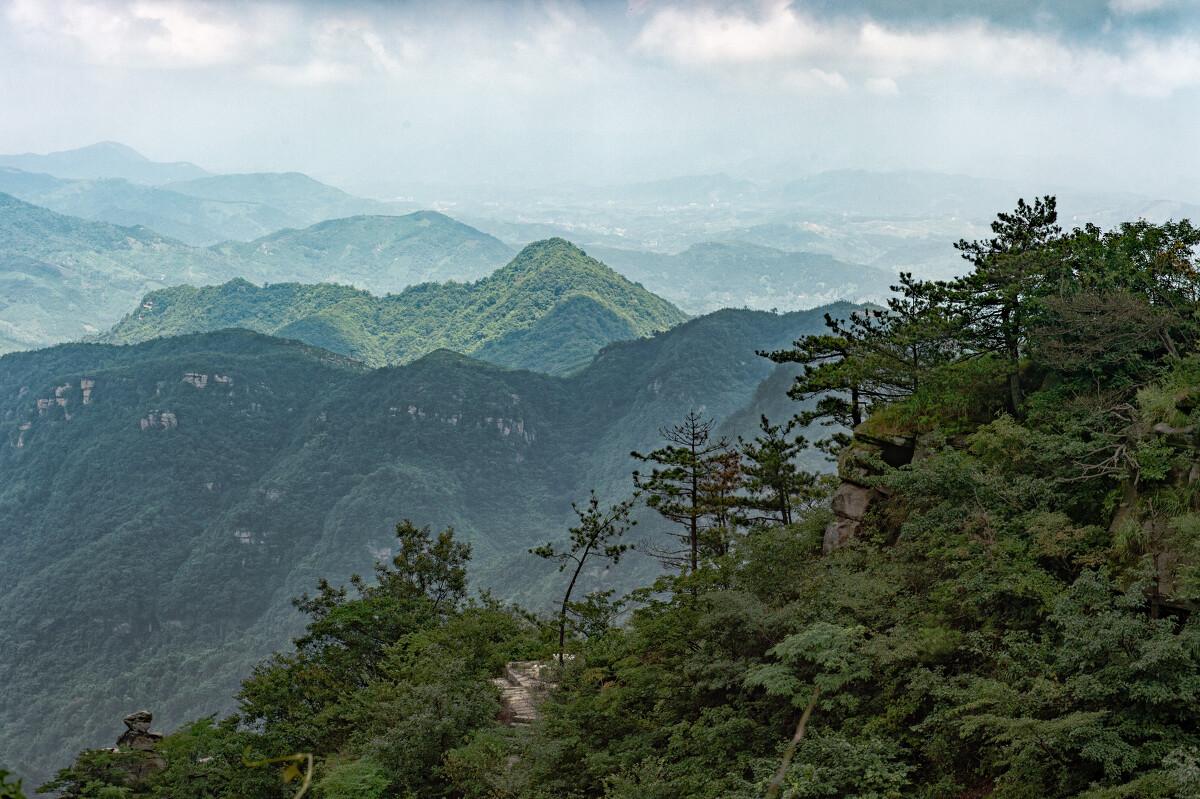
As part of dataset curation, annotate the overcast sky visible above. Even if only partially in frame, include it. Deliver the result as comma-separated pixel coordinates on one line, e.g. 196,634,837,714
1,0,1198,199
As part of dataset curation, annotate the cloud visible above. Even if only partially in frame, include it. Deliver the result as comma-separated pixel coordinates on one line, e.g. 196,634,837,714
634,1,829,66
865,76,899,95
1,0,619,94
1108,0,1170,15
3,0,283,68
632,1,1200,97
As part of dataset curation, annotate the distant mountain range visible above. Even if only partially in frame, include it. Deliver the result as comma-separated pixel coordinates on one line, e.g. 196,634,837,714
0,165,417,246
0,141,208,185
590,240,896,313
0,305,845,784
0,193,221,353
104,239,688,374
443,169,1200,281
0,196,516,354
163,172,407,224
207,211,515,292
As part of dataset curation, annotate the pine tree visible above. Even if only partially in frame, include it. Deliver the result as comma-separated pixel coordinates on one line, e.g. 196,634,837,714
764,273,955,429
632,411,732,574
951,195,1062,414
738,415,820,527
531,492,636,664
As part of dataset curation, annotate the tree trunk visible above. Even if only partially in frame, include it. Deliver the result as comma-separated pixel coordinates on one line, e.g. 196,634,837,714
1003,304,1023,415
558,544,591,665
765,686,821,799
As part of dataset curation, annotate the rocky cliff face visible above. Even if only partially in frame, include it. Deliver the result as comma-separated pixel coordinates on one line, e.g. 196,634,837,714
823,431,914,554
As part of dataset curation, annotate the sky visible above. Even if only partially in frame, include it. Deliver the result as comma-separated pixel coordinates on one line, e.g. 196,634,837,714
0,0,1198,199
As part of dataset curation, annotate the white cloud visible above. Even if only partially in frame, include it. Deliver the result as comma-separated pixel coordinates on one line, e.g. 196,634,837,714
3,0,284,68
865,76,899,95
635,1,829,66
1109,0,1170,15
633,1,1200,97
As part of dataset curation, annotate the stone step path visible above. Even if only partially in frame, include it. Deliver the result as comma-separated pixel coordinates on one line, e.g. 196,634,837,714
492,660,557,725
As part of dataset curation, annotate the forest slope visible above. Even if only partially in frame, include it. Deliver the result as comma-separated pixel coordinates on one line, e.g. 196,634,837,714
103,239,688,374
0,304,841,783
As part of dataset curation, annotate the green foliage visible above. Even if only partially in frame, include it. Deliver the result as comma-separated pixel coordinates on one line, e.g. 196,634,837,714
781,733,911,799
738,414,824,526
104,239,688,374
26,198,1200,799
632,411,736,572
532,492,637,663
314,758,389,799
43,525,543,799
0,770,25,799
1,305,837,786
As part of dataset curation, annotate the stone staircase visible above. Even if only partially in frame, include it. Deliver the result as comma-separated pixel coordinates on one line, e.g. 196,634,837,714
492,660,556,725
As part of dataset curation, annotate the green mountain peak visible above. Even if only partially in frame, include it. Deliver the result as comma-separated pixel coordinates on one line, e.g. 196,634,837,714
102,241,688,374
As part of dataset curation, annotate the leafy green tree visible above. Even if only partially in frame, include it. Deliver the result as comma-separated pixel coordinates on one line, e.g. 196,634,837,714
697,445,744,559
238,520,472,752
383,519,472,613
314,758,389,799
745,622,872,799
762,329,863,427
532,492,636,664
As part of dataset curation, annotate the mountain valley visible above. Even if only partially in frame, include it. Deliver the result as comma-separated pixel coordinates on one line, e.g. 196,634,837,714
0,305,842,782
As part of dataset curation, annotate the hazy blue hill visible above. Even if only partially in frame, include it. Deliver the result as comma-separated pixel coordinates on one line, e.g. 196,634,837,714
103,238,689,374
0,168,297,245
211,211,515,291
0,192,226,352
0,304,840,783
165,171,413,227
0,141,208,184
0,200,524,353
0,165,425,246
590,240,896,313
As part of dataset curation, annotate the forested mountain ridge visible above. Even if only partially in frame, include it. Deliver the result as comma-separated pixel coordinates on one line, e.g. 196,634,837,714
0,304,838,785
0,192,225,352
205,211,515,292
17,198,1200,799
102,238,688,374
0,199,514,354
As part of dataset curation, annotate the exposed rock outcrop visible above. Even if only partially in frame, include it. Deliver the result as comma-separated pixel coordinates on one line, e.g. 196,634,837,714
116,711,162,751
824,483,884,553
822,431,912,554
106,711,166,784
139,410,177,431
